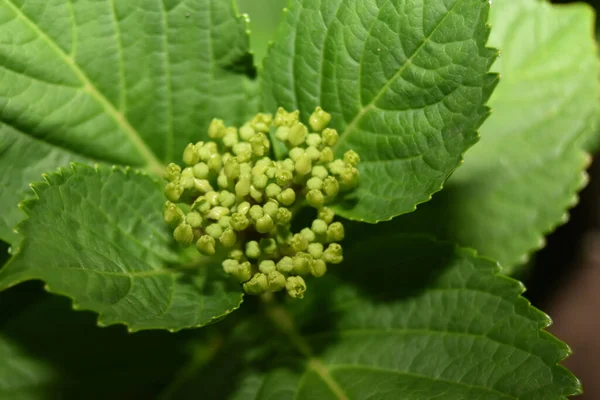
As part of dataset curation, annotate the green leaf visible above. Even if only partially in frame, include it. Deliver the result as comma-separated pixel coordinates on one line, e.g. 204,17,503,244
0,0,259,245
167,235,580,399
387,0,600,273
0,291,195,399
261,0,498,222
237,0,287,64
0,163,242,331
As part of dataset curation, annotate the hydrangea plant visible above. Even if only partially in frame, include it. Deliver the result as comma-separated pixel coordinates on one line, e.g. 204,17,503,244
0,0,598,398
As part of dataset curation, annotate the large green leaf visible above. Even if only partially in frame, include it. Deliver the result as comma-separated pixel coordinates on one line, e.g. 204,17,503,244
166,235,580,399
261,0,498,222
0,163,243,331
388,0,600,273
0,0,259,245
237,0,287,64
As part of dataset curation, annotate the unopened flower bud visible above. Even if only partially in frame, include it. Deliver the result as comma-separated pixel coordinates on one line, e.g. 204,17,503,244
344,150,360,167
251,113,273,132
340,166,359,188
308,242,324,259
248,205,264,222
289,147,305,161
288,122,308,147
263,200,279,218
217,173,229,189
275,126,290,142
252,174,268,189
256,214,275,233
186,211,203,228
205,223,223,239
307,177,323,190
236,201,251,215
291,234,309,252
194,179,213,193
323,243,343,264
239,123,255,141
260,238,278,256
319,147,334,163
295,154,312,176
307,189,325,208
286,276,307,299
197,235,216,256
222,259,239,275
329,160,346,175
174,223,194,245
192,162,210,179
293,252,312,275
224,158,240,180
235,178,251,197
244,273,269,295
274,107,299,127
277,256,294,273
230,213,250,231
218,216,231,228
183,143,200,165
164,163,182,182
259,260,277,274
311,165,329,180
250,133,270,157
277,188,296,206
322,128,338,146
229,249,245,261
164,202,184,227
276,207,292,224
267,271,287,292
165,182,183,202
300,227,316,243
245,241,261,259
306,146,321,162
327,222,345,242
311,219,328,235
322,176,340,198
208,119,226,138
205,191,219,205
309,107,332,132
276,170,293,186
306,133,322,147
219,228,237,247
318,207,335,224
218,191,236,208
280,158,295,172
250,185,263,203
207,153,222,172
310,259,327,277
207,206,230,220
265,183,282,199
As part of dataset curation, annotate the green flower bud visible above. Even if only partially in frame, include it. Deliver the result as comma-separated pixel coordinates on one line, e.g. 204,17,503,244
236,261,253,283
207,206,230,220
229,249,245,261
319,147,335,163
311,165,329,180
289,147,305,161
308,242,324,259
165,182,183,202
267,271,287,292
192,197,211,213
311,219,328,235
322,128,339,146
326,222,345,242
197,235,216,256
219,228,237,248
217,173,229,189
256,214,275,234
186,211,203,228
274,107,299,127
306,146,321,162
207,153,222,172
260,238,278,255
252,174,268,189
306,177,323,190
290,233,309,252
293,252,312,275
205,223,223,239
205,191,219,206
239,123,255,141
288,122,308,147
340,166,359,188
295,154,312,176
276,207,292,225
248,205,264,221
250,185,263,203
194,179,213,193
197,144,213,162
310,259,327,278
318,207,335,224
329,159,346,175
263,200,279,218
286,276,307,299
277,188,296,206
235,178,251,198
277,256,294,273
243,273,269,295
275,126,290,142
306,189,325,208
322,176,340,198
245,241,261,259
224,158,240,180
280,158,295,172
300,227,316,243
218,215,231,228
251,113,273,132
265,183,282,199
236,201,251,215
164,202,184,227
309,107,332,132
208,118,226,138
183,143,200,165
323,243,343,264
344,150,360,166
230,213,250,231
259,260,277,274
306,133,323,147
222,259,239,275
180,174,195,190
164,163,182,182
250,133,270,157
174,223,194,246
265,167,276,179
218,191,236,208
276,169,293,186
192,162,209,179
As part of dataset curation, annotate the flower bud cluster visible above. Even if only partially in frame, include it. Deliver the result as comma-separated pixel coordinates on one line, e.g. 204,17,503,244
163,107,359,298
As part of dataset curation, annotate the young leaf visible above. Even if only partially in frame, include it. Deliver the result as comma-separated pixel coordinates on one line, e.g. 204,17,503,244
0,0,259,245
386,0,600,273
0,164,243,331
167,235,580,399
261,0,498,222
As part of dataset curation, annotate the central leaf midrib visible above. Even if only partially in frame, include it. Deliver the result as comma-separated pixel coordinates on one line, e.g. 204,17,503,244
4,0,165,174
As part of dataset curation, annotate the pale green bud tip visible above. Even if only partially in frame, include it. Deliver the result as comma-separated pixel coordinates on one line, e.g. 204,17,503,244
344,150,360,166
263,201,279,218
327,222,345,242
295,154,312,176
277,256,294,273
318,207,335,224
324,243,343,264
164,202,184,226
174,223,194,245
323,176,340,198
286,276,307,299
243,273,269,295
245,241,261,259
276,207,292,224
164,163,182,182
165,182,183,202
192,162,210,179
260,238,278,255
256,214,275,234
206,223,223,239
277,188,296,206
265,183,282,199
311,219,328,235
219,228,237,247
230,213,250,231
322,128,339,147
311,259,327,278
308,242,324,259
259,260,277,274
268,271,287,292
300,227,316,243
274,107,300,127
288,123,308,147
309,107,332,132
251,113,273,132
197,235,216,256
186,211,203,228
208,119,226,138
183,143,200,165
306,189,325,208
